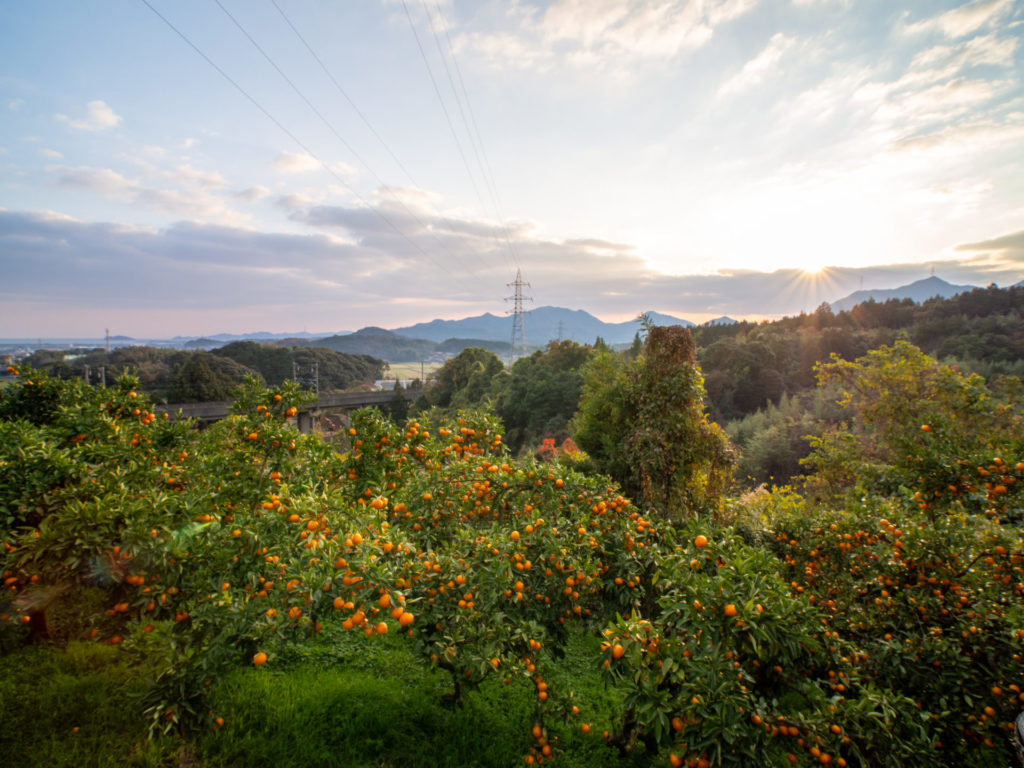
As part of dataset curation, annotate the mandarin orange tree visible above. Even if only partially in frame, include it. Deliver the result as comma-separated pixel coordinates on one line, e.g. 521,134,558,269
803,341,1024,523
598,523,932,767
770,500,1024,767
3,369,661,752
1,367,193,644
337,406,665,763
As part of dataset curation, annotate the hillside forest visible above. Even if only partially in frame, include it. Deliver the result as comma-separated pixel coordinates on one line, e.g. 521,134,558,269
1,285,1023,768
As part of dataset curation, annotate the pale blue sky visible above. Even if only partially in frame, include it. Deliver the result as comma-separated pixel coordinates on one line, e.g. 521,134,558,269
2,0,1023,336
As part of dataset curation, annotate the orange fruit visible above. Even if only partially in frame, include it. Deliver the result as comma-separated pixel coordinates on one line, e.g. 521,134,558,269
694,534,708,548
724,604,738,617
253,652,267,666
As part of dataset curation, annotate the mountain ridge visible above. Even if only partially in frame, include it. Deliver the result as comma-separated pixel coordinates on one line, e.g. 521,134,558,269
392,306,693,346
829,276,978,312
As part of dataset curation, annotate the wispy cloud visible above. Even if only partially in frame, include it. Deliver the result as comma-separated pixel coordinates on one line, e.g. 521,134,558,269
718,33,797,96
274,151,322,174
900,0,1015,39
459,0,761,72
50,163,239,222
955,228,1024,264
54,100,122,132
234,185,271,203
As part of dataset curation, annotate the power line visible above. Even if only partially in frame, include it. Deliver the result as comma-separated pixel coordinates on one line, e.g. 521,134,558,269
269,0,424,191
424,0,521,271
137,0,468,287
211,0,485,287
418,0,509,273
400,0,500,268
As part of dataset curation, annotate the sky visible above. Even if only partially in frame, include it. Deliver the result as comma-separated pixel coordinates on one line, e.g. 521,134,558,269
1,0,1023,338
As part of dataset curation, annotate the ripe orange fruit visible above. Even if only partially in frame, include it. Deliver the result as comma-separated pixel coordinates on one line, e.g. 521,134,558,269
920,424,931,432
724,604,738,617
694,534,708,548
611,643,624,659
581,723,590,733
399,611,414,626
253,652,267,666
510,530,520,541
375,621,388,634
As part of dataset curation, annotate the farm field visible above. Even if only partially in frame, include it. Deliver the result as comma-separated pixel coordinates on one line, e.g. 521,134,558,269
385,361,441,382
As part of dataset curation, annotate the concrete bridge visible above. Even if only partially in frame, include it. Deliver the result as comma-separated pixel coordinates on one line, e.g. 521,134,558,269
154,388,418,434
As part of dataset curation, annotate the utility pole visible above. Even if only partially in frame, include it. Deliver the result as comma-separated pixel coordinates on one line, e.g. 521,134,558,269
504,268,532,365
292,361,319,394
105,328,110,353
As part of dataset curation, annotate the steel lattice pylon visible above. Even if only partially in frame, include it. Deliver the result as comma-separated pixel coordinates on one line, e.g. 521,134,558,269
505,268,532,363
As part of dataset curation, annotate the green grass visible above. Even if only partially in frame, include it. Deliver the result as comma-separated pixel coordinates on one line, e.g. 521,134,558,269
1,628,643,768
0,642,181,767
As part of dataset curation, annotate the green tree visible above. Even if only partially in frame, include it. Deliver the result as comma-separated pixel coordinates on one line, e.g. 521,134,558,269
573,325,734,519
495,340,593,454
167,353,235,402
427,347,505,410
803,340,1024,519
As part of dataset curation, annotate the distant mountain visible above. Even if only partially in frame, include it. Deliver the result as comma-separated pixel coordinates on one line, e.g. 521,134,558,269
393,306,693,346
307,330,437,363
171,330,345,342
702,317,736,326
183,338,222,350
830,276,978,313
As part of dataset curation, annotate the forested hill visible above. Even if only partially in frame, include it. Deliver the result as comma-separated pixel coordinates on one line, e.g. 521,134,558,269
693,283,1024,423
18,343,385,403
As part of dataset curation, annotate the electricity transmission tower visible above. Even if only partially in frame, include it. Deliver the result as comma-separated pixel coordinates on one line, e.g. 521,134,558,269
505,268,532,364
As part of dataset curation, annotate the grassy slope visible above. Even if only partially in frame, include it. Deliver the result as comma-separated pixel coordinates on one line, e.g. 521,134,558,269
1,628,645,768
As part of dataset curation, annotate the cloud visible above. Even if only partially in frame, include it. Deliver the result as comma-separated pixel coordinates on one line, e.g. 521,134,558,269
8,98,24,112
954,229,1024,260
718,33,796,96
901,0,1015,39
274,151,322,174
50,164,240,221
2,206,1021,337
458,0,761,72
55,100,122,131
234,185,271,202
39,148,63,159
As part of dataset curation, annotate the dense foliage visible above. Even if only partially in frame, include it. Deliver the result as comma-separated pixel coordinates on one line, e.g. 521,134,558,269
573,326,733,518
695,285,1024,485
2,330,1023,767
19,343,384,403
419,341,593,456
